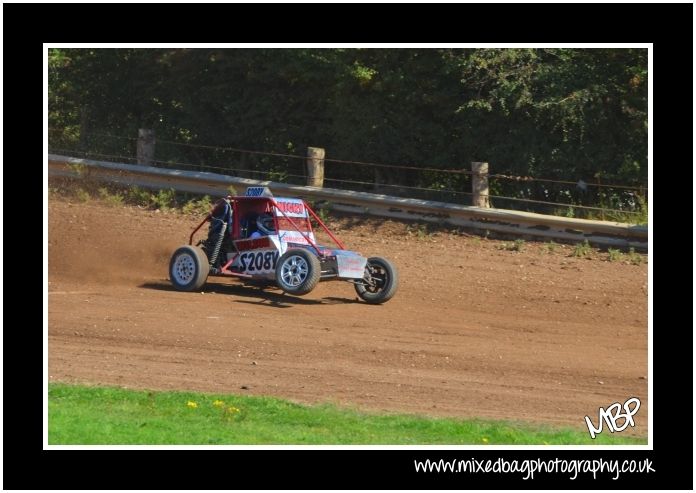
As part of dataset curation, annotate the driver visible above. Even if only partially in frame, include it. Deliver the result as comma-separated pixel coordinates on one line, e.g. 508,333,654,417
249,213,276,239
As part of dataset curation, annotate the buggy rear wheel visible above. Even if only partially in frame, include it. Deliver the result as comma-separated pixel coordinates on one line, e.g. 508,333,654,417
354,257,398,304
169,245,209,291
275,249,321,296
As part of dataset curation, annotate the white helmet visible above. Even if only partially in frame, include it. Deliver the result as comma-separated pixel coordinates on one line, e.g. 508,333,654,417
256,213,276,235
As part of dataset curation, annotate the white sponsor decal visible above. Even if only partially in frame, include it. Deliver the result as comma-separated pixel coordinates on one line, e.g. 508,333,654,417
274,198,307,218
336,254,367,279
278,231,316,246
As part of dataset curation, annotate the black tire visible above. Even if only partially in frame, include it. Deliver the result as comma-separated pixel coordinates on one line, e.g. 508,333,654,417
275,249,321,296
354,257,399,304
169,245,209,291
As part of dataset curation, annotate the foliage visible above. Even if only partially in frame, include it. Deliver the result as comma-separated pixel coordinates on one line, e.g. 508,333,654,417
182,195,212,215
572,240,592,258
67,161,88,177
406,223,431,240
545,241,558,253
48,48,648,212
128,186,176,210
74,187,91,202
600,193,648,225
151,188,176,210
309,202,331,225
607,248,622,262
126,186,152,206
500,239,525,252
627,247,644,265
98,187,124,207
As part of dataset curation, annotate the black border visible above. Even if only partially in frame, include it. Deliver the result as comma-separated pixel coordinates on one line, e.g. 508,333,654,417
7,1,692,490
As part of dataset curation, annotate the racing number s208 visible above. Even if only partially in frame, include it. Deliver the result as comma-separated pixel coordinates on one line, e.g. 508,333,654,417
238,250,280,274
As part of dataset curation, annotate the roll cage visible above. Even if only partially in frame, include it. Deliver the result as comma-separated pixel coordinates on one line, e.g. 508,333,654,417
188,195,345,257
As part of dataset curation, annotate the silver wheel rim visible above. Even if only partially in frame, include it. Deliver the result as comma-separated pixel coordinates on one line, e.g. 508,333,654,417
280,255,309,287
172,253,197,285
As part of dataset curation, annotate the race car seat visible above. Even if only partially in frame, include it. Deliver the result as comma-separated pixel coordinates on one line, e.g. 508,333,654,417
240,213,259,239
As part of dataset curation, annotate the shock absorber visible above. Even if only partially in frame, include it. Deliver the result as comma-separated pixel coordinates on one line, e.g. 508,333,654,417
208,220,226,267
207,199,231,270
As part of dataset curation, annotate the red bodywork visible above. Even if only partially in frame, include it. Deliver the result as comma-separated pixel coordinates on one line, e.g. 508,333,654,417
188,195,345,257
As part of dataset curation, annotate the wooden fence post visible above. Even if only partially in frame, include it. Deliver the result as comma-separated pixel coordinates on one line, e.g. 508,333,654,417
306,147,325,187
471,161,490,208
137,129,156,166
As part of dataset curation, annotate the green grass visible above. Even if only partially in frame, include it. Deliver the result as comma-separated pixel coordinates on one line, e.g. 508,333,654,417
544,241,558,253
572,240,592,258
406,223,431,240
553,198,648,226
98,187,124,207
50,179,211,215
627,247,644,265
181,194,213,215
48,384,646,445
499,239,525,252
607,248,622,262
74,187,91,203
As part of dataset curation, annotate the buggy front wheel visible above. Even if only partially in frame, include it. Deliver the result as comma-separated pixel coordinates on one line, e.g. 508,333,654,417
275,249,321,296
354,257,398,304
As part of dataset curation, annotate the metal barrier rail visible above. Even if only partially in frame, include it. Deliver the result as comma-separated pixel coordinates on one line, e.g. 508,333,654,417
48,155,648,250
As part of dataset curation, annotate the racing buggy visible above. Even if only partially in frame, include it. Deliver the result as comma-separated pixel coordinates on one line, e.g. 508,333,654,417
169,187,398,304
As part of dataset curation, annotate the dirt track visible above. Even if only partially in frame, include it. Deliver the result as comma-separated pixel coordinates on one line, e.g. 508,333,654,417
48,196,649,435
